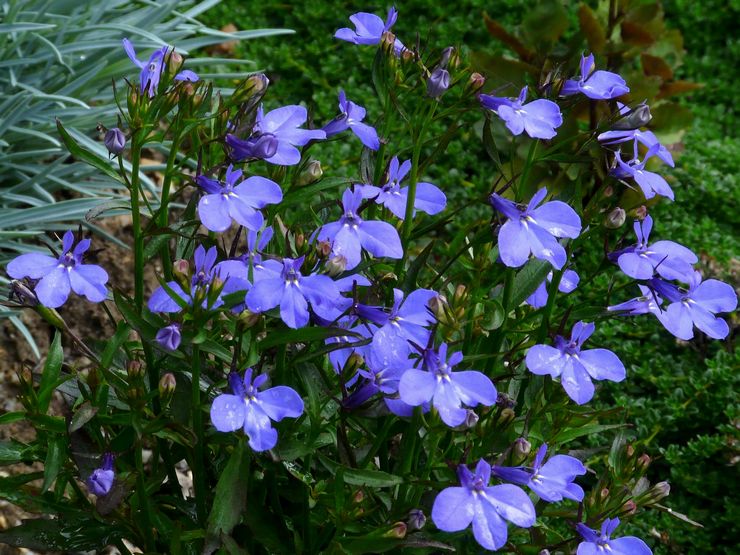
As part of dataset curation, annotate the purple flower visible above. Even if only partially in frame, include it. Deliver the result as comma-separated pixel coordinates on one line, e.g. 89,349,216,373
358,288,438,353
122,38,198,98
7,231,108,308
104,128,126,156
210,368,303,452
317,188,403,270
608,284,665,317
427,67,450,99
335,7,405,55
490,188,581,270
226,105,326,166
561,53,629,100
86,453,115,496
155,323,181,351
526,321,626,405
323,90,380,150
356,157,446,220
399,343,497,427
480,86,563,140
612,143,674,201
598,103,673,167
245,256,342,329
196,165,282,232
650,272,737,340
609,216,696,281
493,444,586,502
431,459,536,551
148,245,248,313
576,518,652,555
526,269,580,308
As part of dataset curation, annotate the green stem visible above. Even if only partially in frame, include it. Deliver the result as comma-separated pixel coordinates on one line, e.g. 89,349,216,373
129,134,145,313
191,344,207,523
157,133,183,281
135,437,155,551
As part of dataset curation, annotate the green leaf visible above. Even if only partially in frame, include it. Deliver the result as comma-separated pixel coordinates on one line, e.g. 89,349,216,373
205,441,250,553
100,321,131,371
38,331,63,413
510,259,552,307
343,468,403,488
554,423,626,444
56,119,124,185
41,437,65,493
69,401,99,433
0,440,26,465
258,326,358,350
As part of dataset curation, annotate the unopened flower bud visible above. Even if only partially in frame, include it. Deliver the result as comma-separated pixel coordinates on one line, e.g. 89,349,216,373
496,392,515,409
297,160,323,186
637,454,651,471
155,323,181,351
467,72,486,94
9,280,38,306
635,205,648,220
600,487,610,500
127,360,144,379
427,67,451,99
606,207,626,228
159,372,177,398
428,294,450,324
104,128,126,156
513,437,532,461
621,500,638,515
408,509,426,531
86,453,115,496
613,102,652,130
316,240,332,258
295,233,305,250
643,481,670,504
604,185,614,197
326,255,347,277
173,259,190,285
343,352,364,378
400,49,414,62
539,550,551,555
352,490,364,504
385,522,407,539
439,47,456,69
626,445,635,457
246,73,269,96
460,409,479,429
454,284,468,303
498,408,515,427
238,309,261,328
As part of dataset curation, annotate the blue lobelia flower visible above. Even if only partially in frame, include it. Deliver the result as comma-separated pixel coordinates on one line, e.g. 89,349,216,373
122,38,198,98
598,103,674,167
399,343,497,427
245,256,342,329
155,323,181,351
649,271,737,340
480,86,563,140
561,53,629,100
356,156,446,220
608,284,666,317
427,67,451,99
148,245,248,313
86,453,115,497
492,443,586,502
226,104,326,166
609,216,697,281
576,517,652,555
612,144,674,200
526,269,580,308
490,187,581,270
7,230,109,308
526,321,626,405
210,368,303,452
195,165,282,233
317,188,403,270
335,7,405,55
431,459,536,551
323,90,380,150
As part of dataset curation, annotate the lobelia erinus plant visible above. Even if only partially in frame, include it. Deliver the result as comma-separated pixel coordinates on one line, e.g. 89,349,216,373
1,7,736,554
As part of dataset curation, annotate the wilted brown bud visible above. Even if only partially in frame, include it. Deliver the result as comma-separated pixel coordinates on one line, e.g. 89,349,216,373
635,205,648,220
621,500,638,515
606,207,626,229
316,240,332,258
626,445,635,457
428,294,449,323
604,185,614,197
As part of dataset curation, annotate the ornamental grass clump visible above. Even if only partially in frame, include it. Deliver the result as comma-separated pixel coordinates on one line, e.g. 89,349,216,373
0,5,736,553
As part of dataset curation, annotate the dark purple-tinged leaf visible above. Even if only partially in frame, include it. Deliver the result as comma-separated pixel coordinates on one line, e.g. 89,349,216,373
578,4,606,53
483,13,533,60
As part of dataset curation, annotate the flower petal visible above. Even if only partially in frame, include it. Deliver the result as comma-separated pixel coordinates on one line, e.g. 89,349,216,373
452,371,497,407
526,345,566,377
7,253,59,279
68,265,108,303
431,487,475,532
349,121,380,150
531,201,582,238
210,394,246,432
576,349,626,382
35,267,70,308
398,369,436,406
498,219,530,267
243,404,278,451
484,483,537,527
257,386,304,421
198,194,231,232
245,278,284,313
357,220,403,260
691,279,737,313
561,358,595,404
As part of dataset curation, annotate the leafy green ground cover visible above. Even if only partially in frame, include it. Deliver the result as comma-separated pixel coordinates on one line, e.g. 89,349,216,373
202,1,738,552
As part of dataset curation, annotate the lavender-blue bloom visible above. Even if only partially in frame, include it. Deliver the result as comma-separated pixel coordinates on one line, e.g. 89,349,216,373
427,67,450,99
598,103,674,167
155,323,181,351
609,216,696,281
576,518,652,555
490,188,581,270
493,443,586,502
480,86,563,140
399,343,497,427
323,90,380,150
526,321,626,405
612,145,674,201
86,453,115,497
210,368,303,452
650,271,737,340
317,188,403,270
335,7,405,55
356,157,446,220
226,105,325,166
526,269,580,308
245,256,342,329
432,459,536,551
561,53,629,100
122,38,198,98
608,284,665,317
196,165,282,233
7,231,108,308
